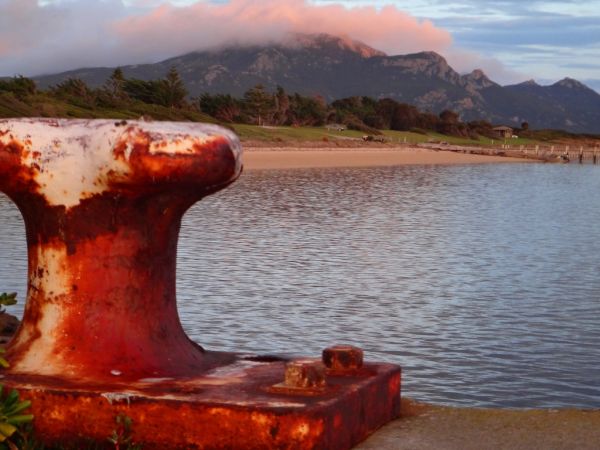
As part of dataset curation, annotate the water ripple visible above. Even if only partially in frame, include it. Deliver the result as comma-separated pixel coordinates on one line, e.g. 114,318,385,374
2,163,600,408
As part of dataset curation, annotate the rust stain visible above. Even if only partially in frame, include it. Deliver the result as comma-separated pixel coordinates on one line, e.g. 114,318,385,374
0,138,43,199
3,360,400,449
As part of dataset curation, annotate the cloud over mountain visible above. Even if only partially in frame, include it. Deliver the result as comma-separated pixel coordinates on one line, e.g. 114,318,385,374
0,0,451,77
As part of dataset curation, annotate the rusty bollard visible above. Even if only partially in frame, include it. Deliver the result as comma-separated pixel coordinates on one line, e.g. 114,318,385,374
0,118,401,449
0,118,241,381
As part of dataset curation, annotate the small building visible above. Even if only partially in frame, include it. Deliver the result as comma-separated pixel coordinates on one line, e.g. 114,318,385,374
493,126,514,139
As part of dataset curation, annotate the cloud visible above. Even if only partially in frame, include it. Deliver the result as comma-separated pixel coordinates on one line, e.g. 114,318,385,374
444,48,529,86
0,0,129,76
421,2,600,86
113,0,452,58
0,0,452,77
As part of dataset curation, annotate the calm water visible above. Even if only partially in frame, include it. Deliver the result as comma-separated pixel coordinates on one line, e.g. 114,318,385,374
1,163,600,408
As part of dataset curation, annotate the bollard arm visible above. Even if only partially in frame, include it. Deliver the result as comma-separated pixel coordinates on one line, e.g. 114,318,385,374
0,118,242,208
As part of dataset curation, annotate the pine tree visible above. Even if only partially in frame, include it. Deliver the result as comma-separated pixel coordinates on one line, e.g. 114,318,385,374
162,66,187,108
243,84,274,126
104,68,128,100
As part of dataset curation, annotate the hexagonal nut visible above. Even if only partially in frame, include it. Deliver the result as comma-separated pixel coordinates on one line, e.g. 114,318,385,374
322,345,364,372
284,360,326,389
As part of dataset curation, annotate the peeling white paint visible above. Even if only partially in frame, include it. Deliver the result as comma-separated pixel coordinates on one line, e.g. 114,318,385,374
101,392,137,405
0,118,242,209
30,245,71,297
203,360,261,378
12,301,63,375
138,377,174,383
11,244,70,375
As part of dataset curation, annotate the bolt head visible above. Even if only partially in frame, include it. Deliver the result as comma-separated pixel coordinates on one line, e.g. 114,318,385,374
284,359,326,389
322,345,364,371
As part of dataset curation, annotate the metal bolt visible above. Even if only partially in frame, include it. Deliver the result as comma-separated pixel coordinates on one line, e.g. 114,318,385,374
322,345,364,372
284,359,326,389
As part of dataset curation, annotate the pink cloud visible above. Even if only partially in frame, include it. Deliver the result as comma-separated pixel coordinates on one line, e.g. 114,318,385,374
113,0,453,58
0,0,452,76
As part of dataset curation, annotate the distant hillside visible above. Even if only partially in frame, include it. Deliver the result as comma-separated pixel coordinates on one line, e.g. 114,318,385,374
33,33,600,133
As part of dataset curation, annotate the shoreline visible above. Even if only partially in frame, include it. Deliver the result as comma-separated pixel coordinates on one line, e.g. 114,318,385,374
357,398,600,449
242,146,534,170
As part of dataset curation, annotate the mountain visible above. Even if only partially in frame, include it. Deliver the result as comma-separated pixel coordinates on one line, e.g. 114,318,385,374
33,33,600,133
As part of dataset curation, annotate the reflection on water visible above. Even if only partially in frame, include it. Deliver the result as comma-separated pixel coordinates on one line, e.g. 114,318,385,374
2,163,600,408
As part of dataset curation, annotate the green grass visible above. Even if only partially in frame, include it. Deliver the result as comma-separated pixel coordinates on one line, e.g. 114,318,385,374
0,93,217,124
232,124,367,141
233,124,448,143
232,124,543,147
2,93,596,148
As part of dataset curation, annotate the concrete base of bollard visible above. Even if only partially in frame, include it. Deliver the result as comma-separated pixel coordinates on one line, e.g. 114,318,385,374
4,352,401,449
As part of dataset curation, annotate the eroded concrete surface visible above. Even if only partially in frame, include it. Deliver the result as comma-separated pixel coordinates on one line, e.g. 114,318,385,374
357,399,600,450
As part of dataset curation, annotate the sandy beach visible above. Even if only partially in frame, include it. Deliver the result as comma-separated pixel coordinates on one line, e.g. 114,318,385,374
242,146,531,170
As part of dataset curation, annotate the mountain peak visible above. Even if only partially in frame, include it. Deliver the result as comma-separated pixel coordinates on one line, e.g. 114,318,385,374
286,32,386,58
553,77,588,90
461,69,497,89
413,51,446,62
511,79,540,88
31,33,600,134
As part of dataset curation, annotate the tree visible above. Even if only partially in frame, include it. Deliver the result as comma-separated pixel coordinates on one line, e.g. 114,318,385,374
467,120,495,139
287,93,328,126
243,84,274,126
0,75,37,99
390,103,419,131
162,66,187,108
51,78,96,108
97,68,129,108
199,93,241,122
416,112,439,131
123,78,162,104
104,68,128,100
375,98,399,129
437,109,463,136
122,71,187,108
273,86,290,125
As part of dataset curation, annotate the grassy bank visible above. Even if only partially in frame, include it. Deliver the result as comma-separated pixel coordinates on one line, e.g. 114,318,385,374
0,91,216,123
232,124,577,148
1,89,597,150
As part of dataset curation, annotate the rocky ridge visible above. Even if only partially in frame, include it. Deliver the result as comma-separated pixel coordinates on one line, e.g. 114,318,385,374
33,33,600,133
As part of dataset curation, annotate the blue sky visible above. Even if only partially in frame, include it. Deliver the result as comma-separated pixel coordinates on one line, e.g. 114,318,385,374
313,0,600,90
2,0,599,91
